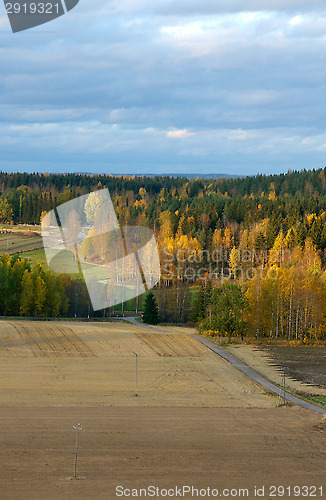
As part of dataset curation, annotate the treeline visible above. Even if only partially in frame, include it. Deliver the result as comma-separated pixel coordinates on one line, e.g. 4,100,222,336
246,238,326,341
1,169,326,258
2,168,326,336
1,167,326,197
0,254,68,317
0,253,144,319
192,237,326,342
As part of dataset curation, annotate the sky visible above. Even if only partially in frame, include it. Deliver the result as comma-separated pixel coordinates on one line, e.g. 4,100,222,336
0,0,326,177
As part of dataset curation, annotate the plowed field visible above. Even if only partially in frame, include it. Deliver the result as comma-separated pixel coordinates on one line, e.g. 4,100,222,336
1,320,325,500
0,320,271,407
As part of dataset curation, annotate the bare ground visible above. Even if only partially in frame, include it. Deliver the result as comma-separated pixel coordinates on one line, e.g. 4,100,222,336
263,346,326,389
0,321,274,408
226,344,326,397
0,321,325,499
1,406,325,500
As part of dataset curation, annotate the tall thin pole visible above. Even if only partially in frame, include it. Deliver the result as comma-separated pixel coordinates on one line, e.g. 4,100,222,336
282,367,288,406
133,352,138,397
135,353,138,397
73,423,82,479
74,281,77,318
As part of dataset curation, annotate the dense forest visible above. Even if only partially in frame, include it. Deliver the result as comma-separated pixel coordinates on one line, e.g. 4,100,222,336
1,168,326,341
2,169,326,254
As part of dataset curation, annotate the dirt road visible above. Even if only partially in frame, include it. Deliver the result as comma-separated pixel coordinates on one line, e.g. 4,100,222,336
194,335,326,414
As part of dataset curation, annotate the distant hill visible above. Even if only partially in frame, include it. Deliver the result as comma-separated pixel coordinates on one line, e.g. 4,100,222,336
131,173,243,179
77,172,243,179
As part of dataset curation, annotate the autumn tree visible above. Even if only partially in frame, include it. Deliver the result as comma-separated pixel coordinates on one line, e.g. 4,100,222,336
0,197,13,223
199,283,249,339
84,191,103,225
20,270,34,316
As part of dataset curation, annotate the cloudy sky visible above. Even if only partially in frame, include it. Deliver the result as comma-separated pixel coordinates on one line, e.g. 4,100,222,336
0,0,326,176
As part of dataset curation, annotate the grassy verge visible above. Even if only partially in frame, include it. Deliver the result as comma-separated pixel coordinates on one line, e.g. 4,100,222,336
299,394,326,407
278,386,326,409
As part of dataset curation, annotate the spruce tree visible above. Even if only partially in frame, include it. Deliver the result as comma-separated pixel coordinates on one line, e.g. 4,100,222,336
142,292,159,325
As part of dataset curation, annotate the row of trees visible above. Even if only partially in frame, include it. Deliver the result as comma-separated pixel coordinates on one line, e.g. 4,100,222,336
0,255,68,317
0,252,162,322
246,239,326,341
192,238,326,341
0,167,325,198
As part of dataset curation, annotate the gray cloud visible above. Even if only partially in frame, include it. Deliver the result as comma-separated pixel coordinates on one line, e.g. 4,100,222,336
0,2,326,175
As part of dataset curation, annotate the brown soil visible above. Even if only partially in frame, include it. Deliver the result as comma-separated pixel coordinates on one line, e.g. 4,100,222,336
0,321,325,499
1,407,325,500
226,344,326,397
0,321,273,408
263,346,326,389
